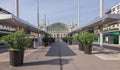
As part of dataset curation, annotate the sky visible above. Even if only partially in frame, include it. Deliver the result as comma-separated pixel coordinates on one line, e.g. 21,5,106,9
0,0,120,27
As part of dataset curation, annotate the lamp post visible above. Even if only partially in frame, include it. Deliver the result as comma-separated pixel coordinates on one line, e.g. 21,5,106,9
99,0,104,51
15,0,20,31
15,0,19,17
37,0,40,46
100,0,104,17
78,0,80,29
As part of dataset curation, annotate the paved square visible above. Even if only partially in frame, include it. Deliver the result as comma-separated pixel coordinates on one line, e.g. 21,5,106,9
0,41,120,70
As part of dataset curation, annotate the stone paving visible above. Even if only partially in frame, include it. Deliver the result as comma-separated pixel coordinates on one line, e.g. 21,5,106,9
92,43,120,60
0,41,120,70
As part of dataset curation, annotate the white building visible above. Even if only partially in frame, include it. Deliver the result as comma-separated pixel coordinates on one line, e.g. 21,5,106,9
47,22,69,39
111,2,120,14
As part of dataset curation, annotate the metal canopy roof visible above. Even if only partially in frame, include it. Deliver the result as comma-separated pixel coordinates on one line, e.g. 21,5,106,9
0,14,49,35
69,14,120,35
82,14,120,29
0,31,12,34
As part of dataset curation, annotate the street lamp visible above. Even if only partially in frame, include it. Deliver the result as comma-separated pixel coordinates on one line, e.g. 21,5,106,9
99,0,104,51
78,0,80,29
15,0,19,17
100,0,104,17
15,0,20,31
36,0,40,46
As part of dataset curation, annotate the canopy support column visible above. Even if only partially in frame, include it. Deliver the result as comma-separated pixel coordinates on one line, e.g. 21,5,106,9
99,27,104,51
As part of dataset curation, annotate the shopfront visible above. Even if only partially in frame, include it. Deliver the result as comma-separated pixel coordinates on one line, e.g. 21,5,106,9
103,32,119,44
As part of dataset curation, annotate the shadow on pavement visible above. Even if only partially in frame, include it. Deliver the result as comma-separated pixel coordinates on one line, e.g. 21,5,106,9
22,58,72,67
93,43,120,52
45,41,76,56
0,47,8,53
93,50,120,54
92,43,120,54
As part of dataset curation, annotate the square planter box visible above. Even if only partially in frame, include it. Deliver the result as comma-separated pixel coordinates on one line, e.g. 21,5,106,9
9,51,24,66
84,46,92,54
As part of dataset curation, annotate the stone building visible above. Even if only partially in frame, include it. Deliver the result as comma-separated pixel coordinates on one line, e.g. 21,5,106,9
47,22,69,39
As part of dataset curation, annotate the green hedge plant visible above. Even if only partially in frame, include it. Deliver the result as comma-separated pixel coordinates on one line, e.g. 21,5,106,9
1,29,31,51
79,32,97,54
66,36,73,45
75,34,84,51
42,35,50,46
82,32,96,47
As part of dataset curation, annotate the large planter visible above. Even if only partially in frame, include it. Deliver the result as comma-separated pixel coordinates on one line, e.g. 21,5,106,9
44,42,48,47
69,41,72,45
84,46,92,54
79,44,84,51
64,40,67,43
9,51,24,66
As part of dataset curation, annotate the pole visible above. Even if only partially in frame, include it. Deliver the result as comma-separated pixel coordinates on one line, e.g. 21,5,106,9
78,0,80,29
99,0,104,51
15,0,20,31
100,0,103,17
47,19,49,31
44,14,46,26
15,0,19,17
44,14,47,31
37,0,40,46
48,19,49,26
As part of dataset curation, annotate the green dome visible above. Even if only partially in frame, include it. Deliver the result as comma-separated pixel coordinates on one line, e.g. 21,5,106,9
47,22,68,32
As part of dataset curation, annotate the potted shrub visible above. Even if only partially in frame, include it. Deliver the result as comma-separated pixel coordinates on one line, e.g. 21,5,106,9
80,32,96,54
1,30,31,66
42,35,50,47
66,36,73,45
27,38,34,48
62,37,67,43
51,37,55,43
50,37,55,43
49,37,55,44
75,34,84,51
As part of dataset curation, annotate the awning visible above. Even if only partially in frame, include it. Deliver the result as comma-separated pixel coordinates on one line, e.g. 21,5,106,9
0,31,12,34
82,14,120,29
104,32,119,36
0,14,49,35
69,14,120,34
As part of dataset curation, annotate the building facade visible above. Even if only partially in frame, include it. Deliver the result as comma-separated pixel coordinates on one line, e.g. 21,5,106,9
47,22,69,39
93,2,120,44
111,2,120,14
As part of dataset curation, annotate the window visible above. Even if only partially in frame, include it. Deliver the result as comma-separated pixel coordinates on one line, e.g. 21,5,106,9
52,34,54,37
54,34,56,37
112,25,115,27
57,34,59,37
64,34,66,36
61,34,62,37
117,24,119,26
118,5,120,10
117,6,119,10
0,25,2,29
112,8,115,12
